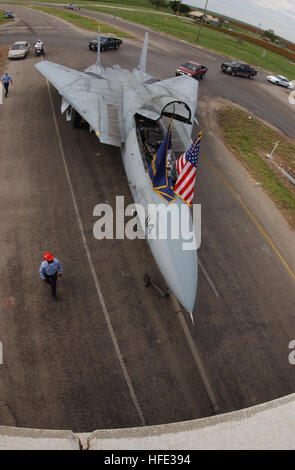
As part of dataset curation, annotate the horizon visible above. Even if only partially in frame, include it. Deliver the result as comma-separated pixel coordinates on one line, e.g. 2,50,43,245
185,0,295,44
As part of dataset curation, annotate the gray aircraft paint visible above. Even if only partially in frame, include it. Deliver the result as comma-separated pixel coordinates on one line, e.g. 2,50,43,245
35,33,199,313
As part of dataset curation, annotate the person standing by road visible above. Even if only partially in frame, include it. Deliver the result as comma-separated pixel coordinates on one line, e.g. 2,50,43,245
39,252,63,299
1,71,13,98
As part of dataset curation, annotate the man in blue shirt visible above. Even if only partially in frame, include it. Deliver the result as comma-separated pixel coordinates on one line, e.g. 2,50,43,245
39,252,63,299
1,71,13,98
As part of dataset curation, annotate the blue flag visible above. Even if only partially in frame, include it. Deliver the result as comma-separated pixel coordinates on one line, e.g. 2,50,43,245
148,121,175,203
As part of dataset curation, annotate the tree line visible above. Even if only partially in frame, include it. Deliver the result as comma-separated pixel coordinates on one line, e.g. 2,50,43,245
149,0,191,15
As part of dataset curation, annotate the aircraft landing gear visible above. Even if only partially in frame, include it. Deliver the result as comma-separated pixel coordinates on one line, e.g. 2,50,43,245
143,273,169,297
72,110,88,129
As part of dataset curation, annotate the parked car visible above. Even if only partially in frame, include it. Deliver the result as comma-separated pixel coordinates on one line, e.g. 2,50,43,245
88,36,122,52
4,10,14,18
266,74,294,89
8,41,30,59
65,4,80,9
221,61,257,79
175,61,208,79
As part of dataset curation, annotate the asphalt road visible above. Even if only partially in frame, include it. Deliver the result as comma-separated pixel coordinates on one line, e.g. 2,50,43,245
45,2,295,138
0,5,294,432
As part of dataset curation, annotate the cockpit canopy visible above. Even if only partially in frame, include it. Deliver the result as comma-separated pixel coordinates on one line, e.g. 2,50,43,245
136,95,192,124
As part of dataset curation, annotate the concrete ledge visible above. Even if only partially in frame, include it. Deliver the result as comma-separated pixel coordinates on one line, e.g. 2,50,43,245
0,427,80,450
87,393,295,450
1,393,295,449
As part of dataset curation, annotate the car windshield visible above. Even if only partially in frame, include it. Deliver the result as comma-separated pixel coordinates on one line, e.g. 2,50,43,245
100,37,108,43
182,63,197,71
11,44,26,50
231,61,241,66
277,76,288,81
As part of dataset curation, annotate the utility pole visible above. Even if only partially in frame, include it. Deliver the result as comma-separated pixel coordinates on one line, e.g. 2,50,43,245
196,0,209,42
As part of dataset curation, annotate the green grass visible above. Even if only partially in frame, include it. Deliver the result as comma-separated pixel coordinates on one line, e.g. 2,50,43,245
29,6,134,37
218,106,295,221
81,5,295,79
0,8,13,24
1,0,157,6
83,0,153,7
7,1,295,77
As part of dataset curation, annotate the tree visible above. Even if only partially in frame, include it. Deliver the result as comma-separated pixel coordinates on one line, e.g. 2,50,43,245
149,0,166,9
169,1,181,14
262,29,277,43
179,4,191,15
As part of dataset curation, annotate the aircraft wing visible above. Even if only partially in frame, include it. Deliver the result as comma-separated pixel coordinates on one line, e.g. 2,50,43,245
35,61,123,147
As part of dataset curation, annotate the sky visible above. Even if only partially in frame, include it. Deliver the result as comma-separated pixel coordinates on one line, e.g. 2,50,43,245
185,0,295,43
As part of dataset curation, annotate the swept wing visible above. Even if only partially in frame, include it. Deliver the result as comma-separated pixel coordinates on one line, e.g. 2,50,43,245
35,61,122,147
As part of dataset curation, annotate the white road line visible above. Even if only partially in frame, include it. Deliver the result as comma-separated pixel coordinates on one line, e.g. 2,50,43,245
170,294,220,414
198,257,220,298
43,65,146,426
0,27,55,30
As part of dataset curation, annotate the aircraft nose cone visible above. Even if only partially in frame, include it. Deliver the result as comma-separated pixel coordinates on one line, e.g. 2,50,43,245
150,237,198,314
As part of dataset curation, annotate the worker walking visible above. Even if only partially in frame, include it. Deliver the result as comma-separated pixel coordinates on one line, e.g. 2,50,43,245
39,252,63,299
1,71,13,98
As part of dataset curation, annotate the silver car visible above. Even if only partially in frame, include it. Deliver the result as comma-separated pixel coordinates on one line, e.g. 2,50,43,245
8,41,30,59
266,74,294,89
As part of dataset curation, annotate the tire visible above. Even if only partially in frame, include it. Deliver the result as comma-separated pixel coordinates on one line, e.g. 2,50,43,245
200,73,205,79
231,70,237,76
72,110,82,129
248,73,254,79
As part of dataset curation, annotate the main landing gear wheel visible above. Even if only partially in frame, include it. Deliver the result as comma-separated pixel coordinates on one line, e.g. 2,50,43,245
143,273,151,287
143,273,169,297
72,110,88,129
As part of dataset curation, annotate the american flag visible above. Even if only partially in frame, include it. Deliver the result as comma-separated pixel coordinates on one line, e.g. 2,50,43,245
174,132,202,206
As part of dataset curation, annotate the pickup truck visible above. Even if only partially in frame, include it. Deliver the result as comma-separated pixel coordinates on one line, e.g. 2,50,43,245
65,3,80,9
175,61,208,79
221,61,257,79
88,36,122,52
4,10,14,18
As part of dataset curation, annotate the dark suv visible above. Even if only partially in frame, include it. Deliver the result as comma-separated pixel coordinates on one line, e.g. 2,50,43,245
88,36,122,52
4,10,14,18
221,61,257,79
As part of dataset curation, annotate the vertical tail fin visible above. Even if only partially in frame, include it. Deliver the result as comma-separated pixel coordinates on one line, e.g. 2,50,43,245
96,26,101,68
138,32,148,73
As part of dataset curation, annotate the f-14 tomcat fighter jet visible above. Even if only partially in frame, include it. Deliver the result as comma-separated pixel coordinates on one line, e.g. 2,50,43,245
35,32,199,314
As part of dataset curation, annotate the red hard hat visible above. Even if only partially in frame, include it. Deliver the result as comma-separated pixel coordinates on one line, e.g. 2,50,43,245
44,252,54,262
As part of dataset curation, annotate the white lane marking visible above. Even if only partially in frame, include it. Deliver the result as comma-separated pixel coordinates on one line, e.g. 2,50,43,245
198,257,220,298
170,294,220,414
43,60,146,426
0,27,55,30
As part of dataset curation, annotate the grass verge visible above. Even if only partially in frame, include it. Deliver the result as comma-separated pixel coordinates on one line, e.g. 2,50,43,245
29,6,134,37
217,104,295,225
0,9,13,25
83,5,295,79
4,1,295,77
